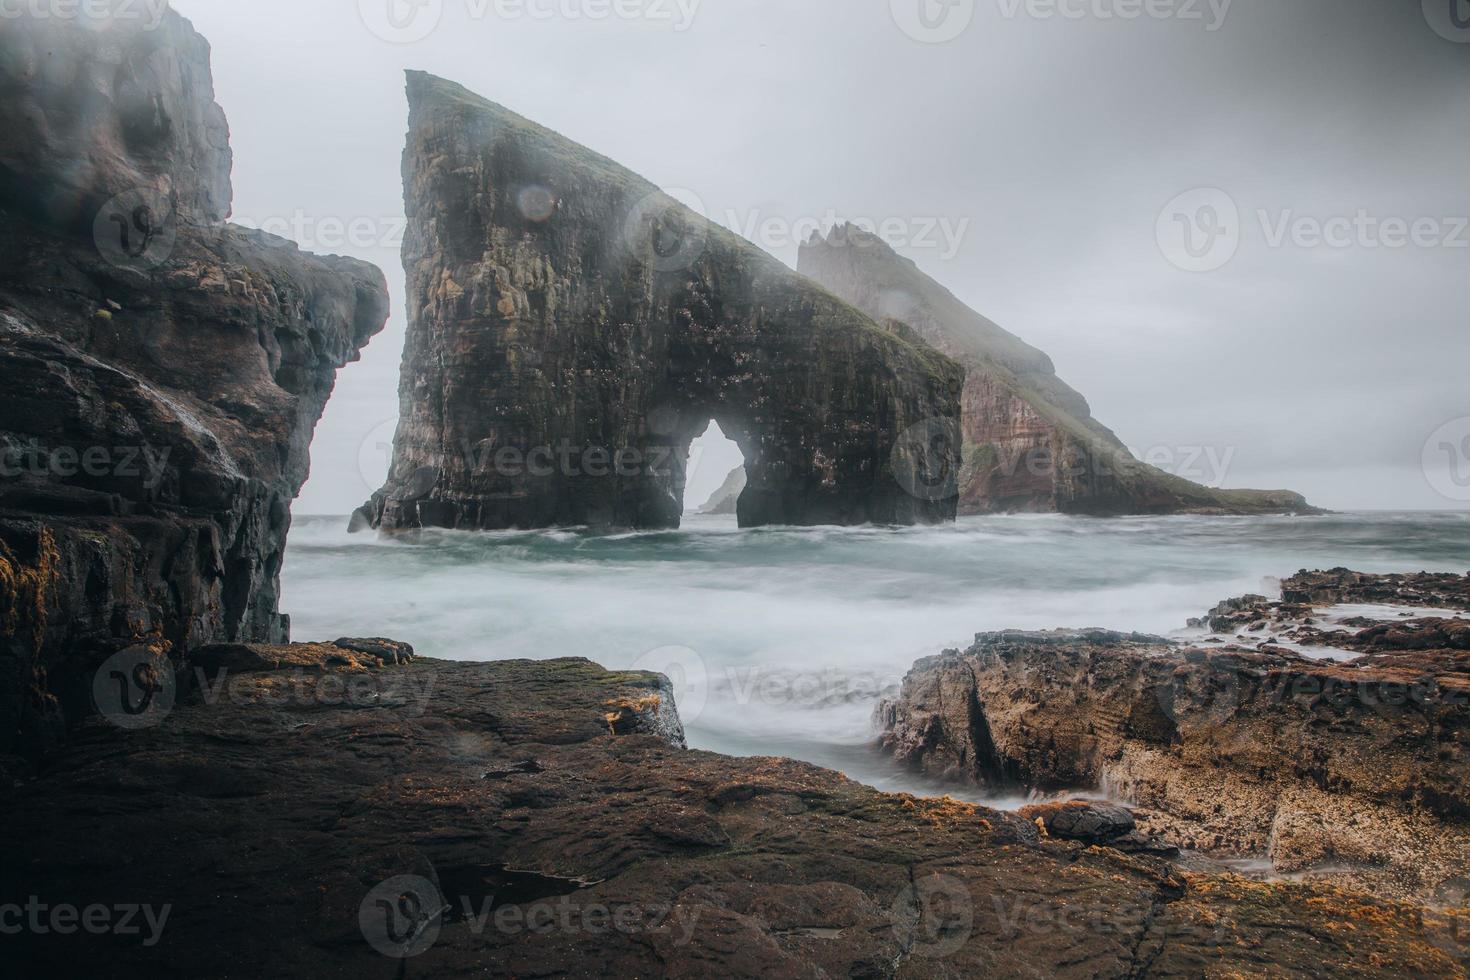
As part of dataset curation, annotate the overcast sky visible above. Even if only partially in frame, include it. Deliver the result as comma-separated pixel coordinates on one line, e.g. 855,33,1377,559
173,0,1469,514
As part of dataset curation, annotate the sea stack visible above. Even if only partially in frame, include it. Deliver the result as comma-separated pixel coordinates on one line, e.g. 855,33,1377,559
799,225,1315,516
356,73,964,533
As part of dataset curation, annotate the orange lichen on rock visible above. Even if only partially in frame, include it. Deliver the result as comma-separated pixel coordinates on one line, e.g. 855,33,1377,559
0,527,60,651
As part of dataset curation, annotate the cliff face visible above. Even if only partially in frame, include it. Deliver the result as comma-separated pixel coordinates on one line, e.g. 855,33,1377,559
358,73,964,534
0,12,390,762
877,574,1470,902
799,227,1314,516
696,464,747,515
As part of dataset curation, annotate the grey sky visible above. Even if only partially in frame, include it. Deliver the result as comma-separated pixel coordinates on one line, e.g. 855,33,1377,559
172,0,1470,513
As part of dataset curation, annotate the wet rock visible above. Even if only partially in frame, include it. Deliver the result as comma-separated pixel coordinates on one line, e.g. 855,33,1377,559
1,654,1458,977
0,9,390,763
878,613,1470,902
799,225,1317,517
358,73,964,533
1018,800,1136,842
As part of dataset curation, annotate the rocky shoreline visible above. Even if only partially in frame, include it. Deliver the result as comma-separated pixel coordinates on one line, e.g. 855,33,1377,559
4,639,1466,976
877,569,1470,912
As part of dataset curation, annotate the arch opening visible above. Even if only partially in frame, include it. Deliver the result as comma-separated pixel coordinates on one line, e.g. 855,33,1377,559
683,421,747,516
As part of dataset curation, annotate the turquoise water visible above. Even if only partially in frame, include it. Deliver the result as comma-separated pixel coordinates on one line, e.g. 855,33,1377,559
282,511,1469,801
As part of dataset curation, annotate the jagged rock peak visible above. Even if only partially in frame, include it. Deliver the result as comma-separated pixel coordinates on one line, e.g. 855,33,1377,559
359,72,964,532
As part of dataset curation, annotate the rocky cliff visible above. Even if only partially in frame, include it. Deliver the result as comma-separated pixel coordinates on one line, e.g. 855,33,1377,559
877,571,1470,903
357,73,964,534
4,649,1462,976
0,11,390,765
799,226,1315,516
696,464,746,515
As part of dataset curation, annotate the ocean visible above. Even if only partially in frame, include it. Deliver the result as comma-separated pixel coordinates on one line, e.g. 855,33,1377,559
282,511,1470,805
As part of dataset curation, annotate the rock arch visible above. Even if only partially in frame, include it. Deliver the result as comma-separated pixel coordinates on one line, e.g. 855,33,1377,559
358,73,964,532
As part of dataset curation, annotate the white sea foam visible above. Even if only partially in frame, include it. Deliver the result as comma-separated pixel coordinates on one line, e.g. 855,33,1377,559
282,511,1470,806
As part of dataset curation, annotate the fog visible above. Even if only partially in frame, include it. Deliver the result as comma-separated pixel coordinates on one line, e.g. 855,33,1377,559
171,0,1470,514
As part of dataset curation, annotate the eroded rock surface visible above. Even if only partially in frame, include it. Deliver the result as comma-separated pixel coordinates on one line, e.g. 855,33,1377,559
0,11,390,765
878,574,1470,903
799,226,1316,516
358,73,964,533
3,653,1463,977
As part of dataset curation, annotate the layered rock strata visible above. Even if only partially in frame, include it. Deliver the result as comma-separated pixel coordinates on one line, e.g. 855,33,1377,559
358,73,964,533
799,226,1315,516
0,11,390,764
878,571,1470,903
3,651,1463,977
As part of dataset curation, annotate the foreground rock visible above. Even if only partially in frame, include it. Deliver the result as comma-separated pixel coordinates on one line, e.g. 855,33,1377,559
4,652,1464,976
799,225,1316,516
878,572,1470,905
357,73,964,534
0,11,390,764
